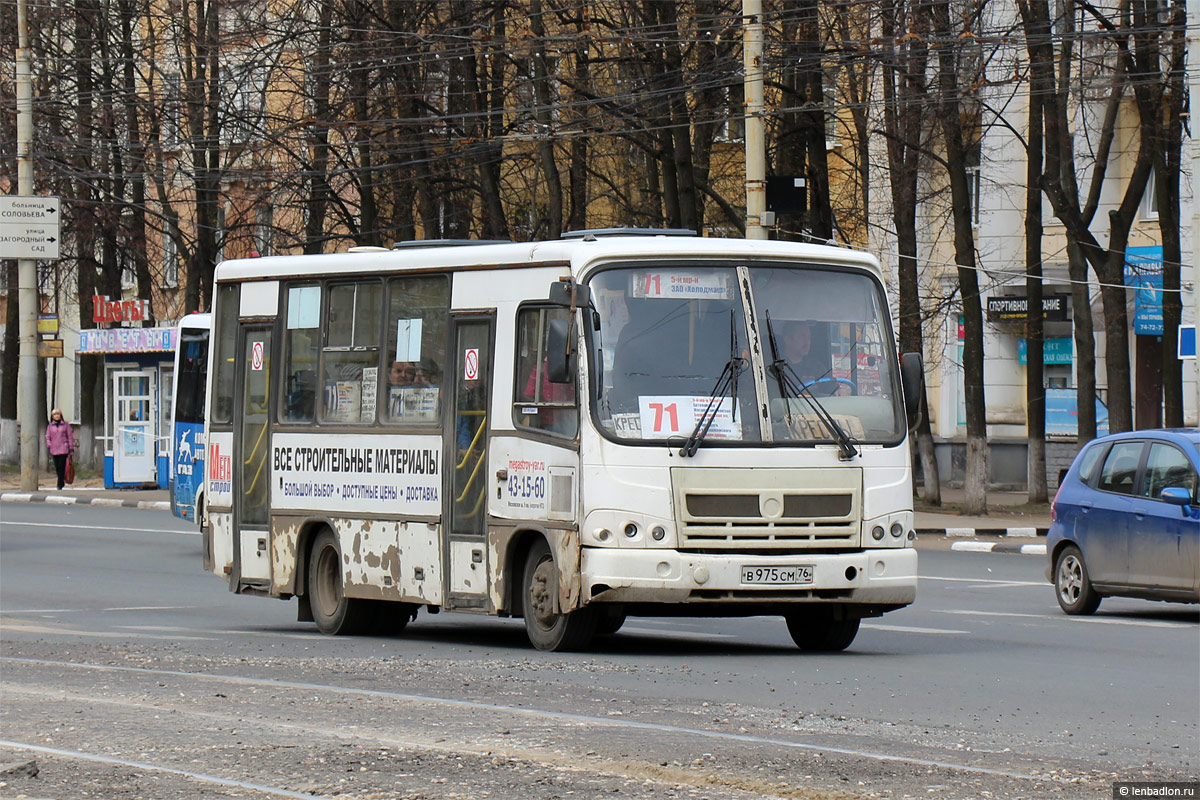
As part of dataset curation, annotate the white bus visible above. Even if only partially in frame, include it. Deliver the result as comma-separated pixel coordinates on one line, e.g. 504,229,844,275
203,231,923,651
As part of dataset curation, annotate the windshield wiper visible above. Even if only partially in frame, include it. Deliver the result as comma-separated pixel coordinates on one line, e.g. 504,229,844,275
765,312,858,461
679,312,745,457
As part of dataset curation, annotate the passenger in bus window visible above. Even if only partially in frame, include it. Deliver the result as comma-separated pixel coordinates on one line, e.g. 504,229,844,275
388,359,439,422
389,361,417,387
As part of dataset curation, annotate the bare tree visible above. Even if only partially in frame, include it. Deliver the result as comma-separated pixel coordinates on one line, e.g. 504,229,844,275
1020,0,1150,435
879,0,941,504
931,0,988,515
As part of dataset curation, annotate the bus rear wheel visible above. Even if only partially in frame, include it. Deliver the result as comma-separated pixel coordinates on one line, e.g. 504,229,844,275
522,540,597,652
784,607,860,652
308,529,371,635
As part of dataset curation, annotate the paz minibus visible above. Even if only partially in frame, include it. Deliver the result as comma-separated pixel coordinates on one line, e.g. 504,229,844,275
203,231,922,651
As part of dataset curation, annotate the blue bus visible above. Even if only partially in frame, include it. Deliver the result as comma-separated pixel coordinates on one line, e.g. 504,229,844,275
170,313,211,522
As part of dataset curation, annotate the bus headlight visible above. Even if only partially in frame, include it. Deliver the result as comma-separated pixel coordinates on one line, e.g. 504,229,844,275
651,525,666,541
623,523,639,538
596,528,612,542
890,522,904,538
871,525,886,541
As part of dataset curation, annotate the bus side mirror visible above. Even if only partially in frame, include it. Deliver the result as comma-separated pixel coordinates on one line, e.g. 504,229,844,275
548,279,590,308
900,352,923,426
546,318,575,384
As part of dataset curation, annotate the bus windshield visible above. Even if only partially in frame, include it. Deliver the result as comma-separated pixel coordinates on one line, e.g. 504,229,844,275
589,263,904,445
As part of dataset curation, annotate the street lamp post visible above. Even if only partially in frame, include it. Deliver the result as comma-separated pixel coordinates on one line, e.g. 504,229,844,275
16,0,40,490
744,0,768,241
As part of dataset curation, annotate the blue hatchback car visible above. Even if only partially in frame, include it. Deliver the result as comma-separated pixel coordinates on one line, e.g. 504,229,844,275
1047,429,1200,614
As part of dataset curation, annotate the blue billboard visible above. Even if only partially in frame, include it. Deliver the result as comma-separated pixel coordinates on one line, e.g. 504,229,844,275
1125,245,1163,336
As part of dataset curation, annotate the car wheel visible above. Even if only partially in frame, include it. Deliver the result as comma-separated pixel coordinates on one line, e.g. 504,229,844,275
522,540,597,651
784,607,860,652
1054,544,1101,615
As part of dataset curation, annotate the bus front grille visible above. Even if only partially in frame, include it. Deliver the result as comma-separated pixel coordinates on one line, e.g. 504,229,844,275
672,467,862,550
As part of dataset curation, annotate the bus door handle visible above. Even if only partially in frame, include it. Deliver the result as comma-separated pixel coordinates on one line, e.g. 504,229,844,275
496,469,507,481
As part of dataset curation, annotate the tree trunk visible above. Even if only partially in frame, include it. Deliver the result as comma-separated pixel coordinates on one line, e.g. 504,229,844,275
933,0,987,515
881,0,939,504
530,0,562,239
1068,242,1097,442
1025,86,1047,503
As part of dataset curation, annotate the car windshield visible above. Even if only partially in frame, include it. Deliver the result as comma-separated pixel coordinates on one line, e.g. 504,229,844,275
588,262,904,445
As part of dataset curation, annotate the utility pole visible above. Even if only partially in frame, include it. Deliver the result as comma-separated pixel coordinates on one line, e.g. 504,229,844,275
744,0,768,240
1191,0,1200,421
16,0,39,490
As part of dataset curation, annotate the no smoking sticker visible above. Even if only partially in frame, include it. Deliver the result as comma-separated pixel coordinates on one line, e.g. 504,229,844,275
251,341,265,371
463,348,479,380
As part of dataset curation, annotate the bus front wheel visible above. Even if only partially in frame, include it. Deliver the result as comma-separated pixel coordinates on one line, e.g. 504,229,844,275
784,607,860,652
308,529,371,635
522,540,597,652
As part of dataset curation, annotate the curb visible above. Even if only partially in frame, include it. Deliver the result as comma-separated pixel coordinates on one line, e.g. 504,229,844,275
915,526,1047,538
948,540,1047,555
0,492,170,511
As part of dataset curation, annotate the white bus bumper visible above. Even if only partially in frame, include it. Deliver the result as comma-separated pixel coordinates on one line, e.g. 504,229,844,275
581,547,917,606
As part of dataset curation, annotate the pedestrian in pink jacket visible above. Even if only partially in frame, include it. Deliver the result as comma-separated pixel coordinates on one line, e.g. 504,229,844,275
45,408,74,490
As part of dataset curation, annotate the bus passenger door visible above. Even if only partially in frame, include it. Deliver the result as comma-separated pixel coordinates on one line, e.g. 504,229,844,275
232,324,274,589
445,315,494,607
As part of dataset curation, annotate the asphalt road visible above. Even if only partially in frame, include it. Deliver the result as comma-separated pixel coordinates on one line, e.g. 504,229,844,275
1,501,1196,799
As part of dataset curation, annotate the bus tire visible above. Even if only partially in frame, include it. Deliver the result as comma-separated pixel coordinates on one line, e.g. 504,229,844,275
784,607,860,652
308,529,371,635
522,540,597,652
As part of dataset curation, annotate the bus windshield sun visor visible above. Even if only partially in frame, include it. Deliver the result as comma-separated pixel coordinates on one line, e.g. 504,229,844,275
765,312,859,461
679,311,746,457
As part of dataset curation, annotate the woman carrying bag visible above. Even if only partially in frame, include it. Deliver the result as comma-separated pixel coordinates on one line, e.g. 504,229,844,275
45,408,75,490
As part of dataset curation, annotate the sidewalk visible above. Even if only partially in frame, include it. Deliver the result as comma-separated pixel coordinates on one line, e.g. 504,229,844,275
0,467,170,510
914,485,1052,555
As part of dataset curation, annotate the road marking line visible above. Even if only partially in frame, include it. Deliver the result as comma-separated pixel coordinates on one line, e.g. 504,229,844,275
619,625,736,640
861,623,970,635
936,609,1194,628
0,520,198,536
0,619,211,640
922,576,1046,587
0,739,332,800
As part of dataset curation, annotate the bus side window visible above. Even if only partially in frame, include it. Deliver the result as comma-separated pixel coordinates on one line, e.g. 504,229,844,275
514,306,578,438
211,283,240,425
283,284,320,423
385,275,449,425
321,282,382,424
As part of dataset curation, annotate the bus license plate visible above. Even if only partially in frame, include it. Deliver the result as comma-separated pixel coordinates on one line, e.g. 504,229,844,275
741,565,814,585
